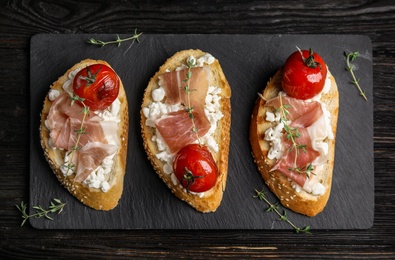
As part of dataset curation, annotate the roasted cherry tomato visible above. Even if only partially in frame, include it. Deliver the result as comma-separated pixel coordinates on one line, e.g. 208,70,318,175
73,64,119,111
281,48,327,100
173,144,218,193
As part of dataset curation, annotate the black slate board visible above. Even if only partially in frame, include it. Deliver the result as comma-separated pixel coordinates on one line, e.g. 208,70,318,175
30,34,374,230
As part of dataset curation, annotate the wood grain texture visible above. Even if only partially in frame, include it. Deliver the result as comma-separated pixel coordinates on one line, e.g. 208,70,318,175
1,0,394,258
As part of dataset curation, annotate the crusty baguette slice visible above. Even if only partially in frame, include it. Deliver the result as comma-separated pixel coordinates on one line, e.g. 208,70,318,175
40,59,129,211
250,67,339,217
141,49,231,213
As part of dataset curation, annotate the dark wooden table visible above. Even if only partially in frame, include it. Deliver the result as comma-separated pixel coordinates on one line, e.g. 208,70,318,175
1,0,394,258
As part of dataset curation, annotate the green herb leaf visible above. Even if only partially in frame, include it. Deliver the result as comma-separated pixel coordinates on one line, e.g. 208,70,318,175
86,29,142,47
345,51,368,101
16,199,66,226
254,188,312,234
183,57,202,145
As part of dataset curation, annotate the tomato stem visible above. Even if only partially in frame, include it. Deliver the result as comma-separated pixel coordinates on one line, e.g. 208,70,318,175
79,65,102,87
182,167,204,193
296,47,321,70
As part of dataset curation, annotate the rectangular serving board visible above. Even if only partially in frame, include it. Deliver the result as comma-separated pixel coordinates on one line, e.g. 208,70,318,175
30,34,374,229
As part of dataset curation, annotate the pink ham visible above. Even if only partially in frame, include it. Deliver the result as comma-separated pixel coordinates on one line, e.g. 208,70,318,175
74,142,118,183
155,110,211,153
265,94,324,187
47,93,83,145
47,92,119,182
47,93,110,150
271,128,320,187
155,66,211,153
265,95,323,128
158,66,210,107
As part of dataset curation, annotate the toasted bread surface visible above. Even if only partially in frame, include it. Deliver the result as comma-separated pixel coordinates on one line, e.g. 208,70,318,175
141,49,231,213
250,68,339,217
40,59,128,211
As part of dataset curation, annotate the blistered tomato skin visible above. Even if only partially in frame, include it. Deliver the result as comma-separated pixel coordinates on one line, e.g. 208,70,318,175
73,64,119,111
173,144,218,193
282,49,327,100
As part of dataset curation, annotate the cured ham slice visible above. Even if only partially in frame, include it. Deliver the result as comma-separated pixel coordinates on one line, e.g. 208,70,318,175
271,128,320,187
266,94,325,187
47,93,83,145
47,92,120,182
47,93,117,150
265,94,323,128
158,66,210,108
155,110,211,153
155,66,211,153
52,118,105,150
74,142,118,183
48,93,100,145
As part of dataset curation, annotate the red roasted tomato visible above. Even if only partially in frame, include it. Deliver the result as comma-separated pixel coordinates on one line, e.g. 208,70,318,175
282,49,327,100
73,64,119,111
173,144,218,193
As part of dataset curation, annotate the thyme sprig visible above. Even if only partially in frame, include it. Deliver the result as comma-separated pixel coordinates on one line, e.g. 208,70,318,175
288,163,315,178
254,188,311,234
62,93,90,175
86,29,142,47
16,199,66,226
276,92,314,178
345,51,368,101
182,58,202,145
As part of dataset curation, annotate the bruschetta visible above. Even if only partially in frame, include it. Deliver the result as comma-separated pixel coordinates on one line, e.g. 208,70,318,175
40,59,129,211
250,49,339,216
141,49,231,213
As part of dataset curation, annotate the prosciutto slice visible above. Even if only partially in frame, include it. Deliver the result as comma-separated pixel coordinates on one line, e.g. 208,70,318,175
265,94,325,187
155,110,211,153
271,128,320,187
47,93,118,151
158,66,210,107
155,66,211,153
74,142,118,183
265,95,323,128
47,92,119,182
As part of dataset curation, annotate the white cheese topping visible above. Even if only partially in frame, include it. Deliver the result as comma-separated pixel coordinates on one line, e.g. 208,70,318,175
152,87,166,102
83,152,116,192
143,54,221,197
94,98,121,123
292,166,326,196
48,89,60,101
62,68,82,94
264,118,285,160
265,71,333,196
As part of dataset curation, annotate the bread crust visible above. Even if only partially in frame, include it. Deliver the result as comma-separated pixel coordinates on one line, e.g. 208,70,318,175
39,59,129,211
250,68,339,217
141,49,231,213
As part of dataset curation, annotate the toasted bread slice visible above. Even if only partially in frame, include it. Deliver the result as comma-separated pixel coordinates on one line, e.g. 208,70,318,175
141,49,231,213
250,68,339,216
40,59,129,211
